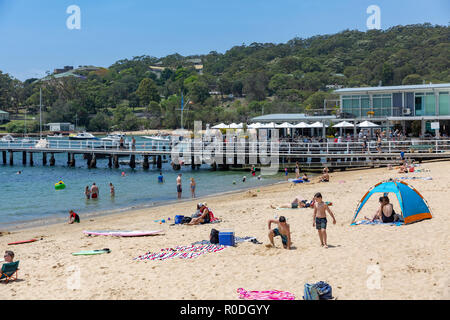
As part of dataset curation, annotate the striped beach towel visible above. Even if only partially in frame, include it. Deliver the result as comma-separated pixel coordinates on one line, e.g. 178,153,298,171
351,219,403,226
134,244,227,261
237,288,295,300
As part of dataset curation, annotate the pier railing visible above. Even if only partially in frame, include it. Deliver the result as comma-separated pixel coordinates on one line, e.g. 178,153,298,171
1,139,450,155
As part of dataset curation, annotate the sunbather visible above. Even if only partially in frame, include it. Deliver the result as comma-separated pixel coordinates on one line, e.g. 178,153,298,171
366,196,400,223
187,203,211,225
270,195,312,209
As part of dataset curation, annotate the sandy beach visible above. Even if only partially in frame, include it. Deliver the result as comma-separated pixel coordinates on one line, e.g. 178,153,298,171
1,161,449,300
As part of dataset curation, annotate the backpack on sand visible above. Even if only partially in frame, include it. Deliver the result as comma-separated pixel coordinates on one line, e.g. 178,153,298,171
210,228,219,244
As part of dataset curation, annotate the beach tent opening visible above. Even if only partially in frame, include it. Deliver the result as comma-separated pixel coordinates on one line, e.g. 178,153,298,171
351,181,432,225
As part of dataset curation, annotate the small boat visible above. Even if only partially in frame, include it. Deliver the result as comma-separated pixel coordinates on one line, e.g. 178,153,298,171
101,133,126,142
69,132,98,140
35,138,49,148
47,133,64,138
0,134,15,142
142,134,170,142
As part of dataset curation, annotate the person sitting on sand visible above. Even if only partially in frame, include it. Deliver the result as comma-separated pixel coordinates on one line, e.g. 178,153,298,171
366,196,400,223
302,173,309,182
68,210,80,224
398,164,408,174
312,192,336,248
187,203,211,225
266,216,291,249
270,195,311,209
3,251,14,263
319,168,330,182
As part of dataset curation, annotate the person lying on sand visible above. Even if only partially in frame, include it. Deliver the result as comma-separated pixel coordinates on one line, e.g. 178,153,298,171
187,203,211,225
266,216,291,249
270,195,311,209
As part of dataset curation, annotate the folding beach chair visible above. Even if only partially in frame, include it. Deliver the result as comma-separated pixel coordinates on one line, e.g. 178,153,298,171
0,261,20,283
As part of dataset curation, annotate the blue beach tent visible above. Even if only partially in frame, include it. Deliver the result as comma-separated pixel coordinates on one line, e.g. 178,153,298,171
351,180,432,225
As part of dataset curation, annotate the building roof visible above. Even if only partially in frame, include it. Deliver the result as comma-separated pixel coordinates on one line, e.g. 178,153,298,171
0,110,9,114
334,83,450,94
251,113,337,123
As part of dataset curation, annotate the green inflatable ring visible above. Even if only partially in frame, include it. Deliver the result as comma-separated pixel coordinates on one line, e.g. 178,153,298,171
55,181,66,190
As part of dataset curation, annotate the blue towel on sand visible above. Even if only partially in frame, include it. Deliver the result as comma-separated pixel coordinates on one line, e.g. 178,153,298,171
351,219,403,226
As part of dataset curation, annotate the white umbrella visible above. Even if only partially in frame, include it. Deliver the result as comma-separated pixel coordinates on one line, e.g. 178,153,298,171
212,123,229,129
276,122,294,128
293,122,310,128
228,123,240,129
308,121,329,128
357,120,379,128
333,121,354,128
260,122,277,129
248,122,261,129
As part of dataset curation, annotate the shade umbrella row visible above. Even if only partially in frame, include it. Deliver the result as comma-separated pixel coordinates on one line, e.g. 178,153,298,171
212,120,379,129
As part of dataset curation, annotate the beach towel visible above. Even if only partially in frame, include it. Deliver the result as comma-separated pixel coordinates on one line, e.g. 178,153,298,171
237,288,295,300
191,236,261,246
351,219,404,226
134,244,227,261
396,176,433,181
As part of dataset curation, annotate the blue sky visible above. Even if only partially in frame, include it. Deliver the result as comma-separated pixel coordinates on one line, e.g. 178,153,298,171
0,0,448,80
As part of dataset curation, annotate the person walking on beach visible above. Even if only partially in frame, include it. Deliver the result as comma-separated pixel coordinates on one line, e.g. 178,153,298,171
91,183,99,199
85,186,91,199
110,183,115,197
284,168,289,181
295,162,300,179
312,192,336,248
190,177,196,198
176,174,182,199
266,216,292,250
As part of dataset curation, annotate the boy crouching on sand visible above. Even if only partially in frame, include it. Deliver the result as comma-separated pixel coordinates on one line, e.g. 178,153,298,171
312,192,336,248
266,216,292,250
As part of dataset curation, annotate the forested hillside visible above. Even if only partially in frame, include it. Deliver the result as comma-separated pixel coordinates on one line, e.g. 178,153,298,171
0,23,448,132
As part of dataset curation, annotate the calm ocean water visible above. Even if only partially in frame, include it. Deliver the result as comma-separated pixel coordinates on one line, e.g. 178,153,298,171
0,136,285,228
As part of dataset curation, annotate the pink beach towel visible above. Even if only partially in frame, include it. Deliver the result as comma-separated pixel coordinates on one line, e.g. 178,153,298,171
237,288,295,300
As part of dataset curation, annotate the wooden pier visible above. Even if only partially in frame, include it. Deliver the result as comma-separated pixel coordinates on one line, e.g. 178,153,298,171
1,139,450,171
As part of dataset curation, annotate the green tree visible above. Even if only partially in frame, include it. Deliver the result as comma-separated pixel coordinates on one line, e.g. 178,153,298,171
135,78,160,106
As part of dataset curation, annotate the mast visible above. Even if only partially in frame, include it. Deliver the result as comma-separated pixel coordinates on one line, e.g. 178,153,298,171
39,87,42,139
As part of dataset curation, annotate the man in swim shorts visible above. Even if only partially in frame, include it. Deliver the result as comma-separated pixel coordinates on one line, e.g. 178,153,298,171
312,192,336,248
176,174,182,199
267,216,291,249
91,183,99,199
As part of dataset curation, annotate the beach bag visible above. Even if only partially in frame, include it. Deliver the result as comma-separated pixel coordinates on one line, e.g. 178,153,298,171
314,281,333,300
303,283,319,300
181,217,192,224
210,228,219,244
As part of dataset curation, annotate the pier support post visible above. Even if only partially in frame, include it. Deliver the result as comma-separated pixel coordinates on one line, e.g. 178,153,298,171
153,155,156,165
108,156,112,168
191,156,195,170
2,151,6,164
157,155,162,169
42,152,47,166
9,151,13,165
143,155,149,170
29,152,34,166
113,154,119,168
67,153,71,166
129,155,136,169
90,154,97,168
22,151,27,165
211,161,217,171
70,153,75,167
86,154,92,168
49,153,55,166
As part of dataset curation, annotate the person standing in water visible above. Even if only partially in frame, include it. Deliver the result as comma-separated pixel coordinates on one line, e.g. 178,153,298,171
158,172,164,183
85,186,91,199
109,183,115,197
190,177,196,198
176,174,182,199
91,183,99,199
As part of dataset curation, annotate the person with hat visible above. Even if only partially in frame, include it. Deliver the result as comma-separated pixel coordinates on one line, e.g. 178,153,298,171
188,203,211,225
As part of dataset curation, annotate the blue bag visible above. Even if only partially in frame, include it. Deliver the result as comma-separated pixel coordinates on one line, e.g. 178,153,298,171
303,283,320,300
314,281,333,300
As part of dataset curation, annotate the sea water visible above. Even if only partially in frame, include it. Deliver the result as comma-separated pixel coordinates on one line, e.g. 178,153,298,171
0,136,287,228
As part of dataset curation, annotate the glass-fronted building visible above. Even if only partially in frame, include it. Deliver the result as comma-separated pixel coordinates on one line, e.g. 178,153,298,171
334,83,450,136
